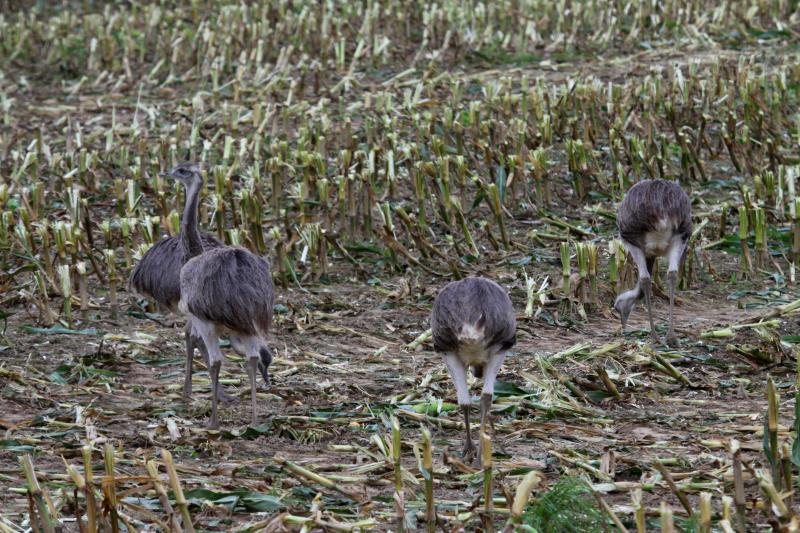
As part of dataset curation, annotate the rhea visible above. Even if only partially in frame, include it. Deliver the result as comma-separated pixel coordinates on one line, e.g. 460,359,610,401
431,276,517,460
614,179,692,347
128,166,268,401
161,163,276,429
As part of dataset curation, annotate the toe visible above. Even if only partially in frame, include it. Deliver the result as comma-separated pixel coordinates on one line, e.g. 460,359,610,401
217,390,238,404
666,335,678,348
463,445,476,462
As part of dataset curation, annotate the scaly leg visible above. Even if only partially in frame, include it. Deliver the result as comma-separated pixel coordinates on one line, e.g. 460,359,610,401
194,336,237,404
209,360,221,429
248,357,258,426
665,238,686,347
625,244,657,342
641,277,657,343
183,326,194,400
479,352,506,431
193,319,224,429
479,351,506,458
666,272,678,347
461,404,473,461
444,353,474,461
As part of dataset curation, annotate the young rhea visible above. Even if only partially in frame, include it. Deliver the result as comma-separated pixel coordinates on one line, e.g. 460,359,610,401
161,163,276,429
614,179,692,347
431,276,516,460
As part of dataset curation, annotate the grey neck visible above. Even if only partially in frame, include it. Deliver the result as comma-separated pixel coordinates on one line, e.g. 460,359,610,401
181,176,204,261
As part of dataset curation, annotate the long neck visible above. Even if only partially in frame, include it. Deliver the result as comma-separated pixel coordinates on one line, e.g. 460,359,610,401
620,281,642,301
181,178,204,261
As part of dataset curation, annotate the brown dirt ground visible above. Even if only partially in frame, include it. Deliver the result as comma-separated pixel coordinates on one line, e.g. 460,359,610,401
2,43,800,532
2,244,799,531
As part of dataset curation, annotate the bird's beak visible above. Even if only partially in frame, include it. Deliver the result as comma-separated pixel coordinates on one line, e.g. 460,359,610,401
158,171,170,178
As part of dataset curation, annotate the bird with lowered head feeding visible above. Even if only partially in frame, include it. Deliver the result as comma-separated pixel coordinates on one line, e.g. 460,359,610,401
614,179,692,347
160,162,276,429
431,276,516,461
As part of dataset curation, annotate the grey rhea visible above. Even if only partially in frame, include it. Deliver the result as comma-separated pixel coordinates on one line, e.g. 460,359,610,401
162,163,276,429
431,276,516,460
614,179,692,347
128,167,270,401
128,190,226,401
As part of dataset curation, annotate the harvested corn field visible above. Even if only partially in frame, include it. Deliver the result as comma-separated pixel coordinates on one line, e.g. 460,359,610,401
2,1,800,532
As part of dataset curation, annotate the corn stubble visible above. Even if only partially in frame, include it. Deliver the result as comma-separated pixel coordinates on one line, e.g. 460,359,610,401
3,0,800,530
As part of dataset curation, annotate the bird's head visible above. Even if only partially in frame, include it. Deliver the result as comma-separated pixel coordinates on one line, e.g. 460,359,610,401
159,163,202,186
613,291,637,329
258,346,273,386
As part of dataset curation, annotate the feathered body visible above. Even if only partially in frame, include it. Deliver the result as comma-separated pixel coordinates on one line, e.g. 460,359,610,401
163,162,276,429
179,247,275,339
617,179,692,256
432,277,516,371
615,179,692,346
431,276,516,460
129,232,222,310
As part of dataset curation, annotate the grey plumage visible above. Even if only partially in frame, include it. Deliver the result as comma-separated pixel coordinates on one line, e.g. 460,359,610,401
128,163,271,399
164,163,276,429
180,247,275,338
432,277,516,357
614,179,692,346
128,170,234,401
129,232,222,311
431,276,516,460
617,179,692,251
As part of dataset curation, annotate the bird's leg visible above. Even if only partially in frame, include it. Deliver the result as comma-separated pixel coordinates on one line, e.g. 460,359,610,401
480,394,493,434
444,353,474,461
667,272,678,348
209,360,221,430
641,276,657,343
248,357,258,426
461,404,474,460
194,320,224,429
194,337,237,404
665,238,685,348
664,271,677,347
626,245,657,343
479,351,506,458
183,326,194,400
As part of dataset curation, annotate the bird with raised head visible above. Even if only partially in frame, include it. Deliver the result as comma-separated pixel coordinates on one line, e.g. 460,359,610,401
614,179,692,347
160,163,276,429
431,276,516,461
129,164,270,401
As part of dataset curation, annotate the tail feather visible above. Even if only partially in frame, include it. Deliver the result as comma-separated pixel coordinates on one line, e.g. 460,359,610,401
457,315,486,343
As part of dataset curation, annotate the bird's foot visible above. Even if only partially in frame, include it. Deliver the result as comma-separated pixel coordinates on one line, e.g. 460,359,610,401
207,416,219,430
216,388,238,404
462,441,476,464
666,332,678,348
649,331,659,345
